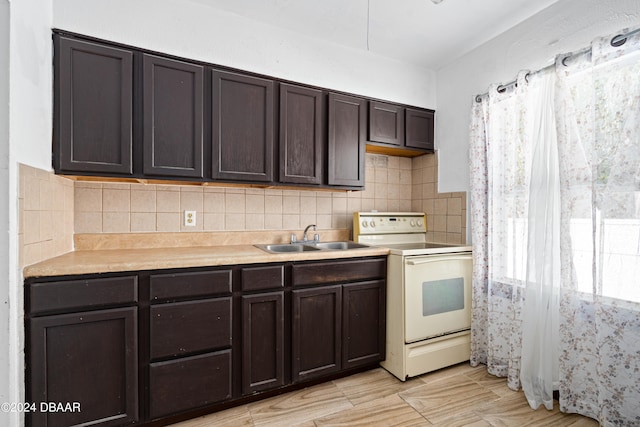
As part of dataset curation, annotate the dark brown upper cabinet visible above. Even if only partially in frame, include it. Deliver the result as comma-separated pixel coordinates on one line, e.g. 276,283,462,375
368,101,404,146
327,93,366,187
367,101,435,155
53,32,436,186
54,36,133,175
405,108,435,151
279,84,324,185
142,54,204,178
211,70,275,182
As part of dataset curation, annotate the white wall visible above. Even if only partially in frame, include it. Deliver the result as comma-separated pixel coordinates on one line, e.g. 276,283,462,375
53,0,437,109
436,0,640,193
0,0,11,425
5,1,53,425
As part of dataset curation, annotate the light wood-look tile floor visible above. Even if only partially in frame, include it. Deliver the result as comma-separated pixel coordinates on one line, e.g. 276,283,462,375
170,363,599,427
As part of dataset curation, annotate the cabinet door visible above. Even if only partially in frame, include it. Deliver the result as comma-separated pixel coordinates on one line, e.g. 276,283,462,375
327,93,366,187
54,36,133,175
342,280,386,369
242,292,285,394
292,285,342,382
212,70,274,182
28,307,138,427
368,101,404,146
279,84,324,184
405,108,435,151
143,54,204,178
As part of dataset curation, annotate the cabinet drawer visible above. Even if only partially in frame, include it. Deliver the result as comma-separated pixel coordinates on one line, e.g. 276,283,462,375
292,258,386,287
241,265,284,291
149,350,232,419
28,276,138,315
150,298,231,359
150,269,232,301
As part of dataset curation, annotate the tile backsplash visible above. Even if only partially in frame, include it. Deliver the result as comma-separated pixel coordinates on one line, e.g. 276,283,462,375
19,164,74,268
73,154,415,234
19,153,467,267
411,154,467,244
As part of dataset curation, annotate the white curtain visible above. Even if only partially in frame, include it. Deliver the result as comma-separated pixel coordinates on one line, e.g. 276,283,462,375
520,71,560,411
469,28,640,426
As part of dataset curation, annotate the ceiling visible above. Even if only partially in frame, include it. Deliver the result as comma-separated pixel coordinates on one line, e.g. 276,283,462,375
187,0,562,70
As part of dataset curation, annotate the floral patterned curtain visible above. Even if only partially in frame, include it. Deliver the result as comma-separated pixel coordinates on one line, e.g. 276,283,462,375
469,28,640,425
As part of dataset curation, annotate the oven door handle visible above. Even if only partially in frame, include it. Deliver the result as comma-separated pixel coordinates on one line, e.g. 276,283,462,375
406,255,472,265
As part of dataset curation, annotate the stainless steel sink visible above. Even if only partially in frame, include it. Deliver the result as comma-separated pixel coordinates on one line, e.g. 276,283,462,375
310,241,370,250
254,241,369,253
254,243,322,253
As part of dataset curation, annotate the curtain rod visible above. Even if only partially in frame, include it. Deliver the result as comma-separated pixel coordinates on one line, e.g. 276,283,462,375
474,26,640,103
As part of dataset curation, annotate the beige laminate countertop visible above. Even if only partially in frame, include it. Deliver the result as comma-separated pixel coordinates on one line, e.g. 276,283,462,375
23,244,389,278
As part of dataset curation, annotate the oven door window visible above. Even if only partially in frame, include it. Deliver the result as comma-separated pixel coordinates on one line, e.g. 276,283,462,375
422,278,464,316
404,253,472,343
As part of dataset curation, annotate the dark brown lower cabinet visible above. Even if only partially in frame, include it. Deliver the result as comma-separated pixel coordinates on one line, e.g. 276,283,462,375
292,285,342,382
342,280,386,369
26,257,386,427
241,292,285,394
28,307,138,427
148,350,232,419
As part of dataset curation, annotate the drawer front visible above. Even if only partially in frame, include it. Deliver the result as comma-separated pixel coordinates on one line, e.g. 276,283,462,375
149,350,232,419
150,269,232,301
150,298,231,359
292,258,386,287
28,276,138,315
241,265,284,291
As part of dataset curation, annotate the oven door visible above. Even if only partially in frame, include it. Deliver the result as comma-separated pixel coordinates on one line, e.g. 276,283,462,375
404,252,472,343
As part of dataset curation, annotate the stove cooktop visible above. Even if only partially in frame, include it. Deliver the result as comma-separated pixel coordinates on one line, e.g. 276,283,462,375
382,242,473,256
353,212,473,255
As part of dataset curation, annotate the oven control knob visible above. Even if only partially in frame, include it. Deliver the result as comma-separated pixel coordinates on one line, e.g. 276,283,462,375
417,219,424,227
410,220,416,227
361,221,368,228
369,220,376,228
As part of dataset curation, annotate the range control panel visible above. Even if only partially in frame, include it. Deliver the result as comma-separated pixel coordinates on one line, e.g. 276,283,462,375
353,212,427,236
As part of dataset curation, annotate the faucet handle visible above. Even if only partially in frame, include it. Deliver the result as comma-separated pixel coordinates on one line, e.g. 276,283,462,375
290,234,297,244
314,233,320,242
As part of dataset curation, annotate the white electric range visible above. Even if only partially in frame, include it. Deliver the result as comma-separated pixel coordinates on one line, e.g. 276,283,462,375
354,212,473,380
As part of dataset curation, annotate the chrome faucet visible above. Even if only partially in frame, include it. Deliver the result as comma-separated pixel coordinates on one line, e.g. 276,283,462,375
302,224,318,242
290,224,320,244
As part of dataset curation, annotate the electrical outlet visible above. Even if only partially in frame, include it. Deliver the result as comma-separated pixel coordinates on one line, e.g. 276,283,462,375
184,210,196,227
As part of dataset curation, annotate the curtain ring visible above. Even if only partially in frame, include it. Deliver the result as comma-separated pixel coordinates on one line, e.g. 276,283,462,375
496,85,506,93
561,56,570,66
611,34,627,47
